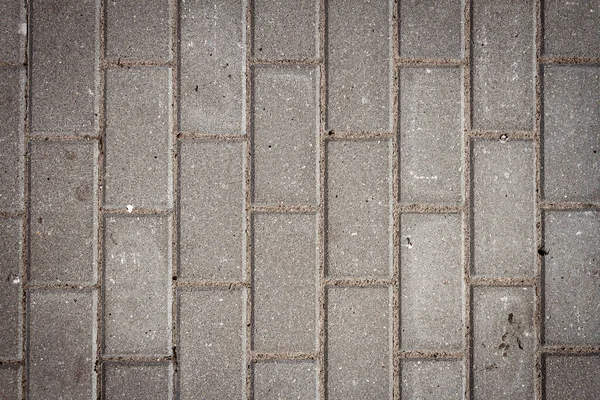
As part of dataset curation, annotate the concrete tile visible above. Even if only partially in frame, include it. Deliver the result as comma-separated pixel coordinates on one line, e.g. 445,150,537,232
253,0,318,60
253,361,317,400
30,0,97,135
178,140,245,281
472,140,536,277
253,213,317,353
29,141,97,284
399,67,463,205
472,286,534,399
326,0,392,132
103,216,171,356
179,0,244,134
543,211,600,345
326,140,392,278
544,355,600,400
252,66,319,205
401,359,463,399
471,0,535,131
178,288,244,399
399,0,462,59
543,0,600,58
0,68,24,211
28,290,95,400
542,65,599,202
104,67,172,209
105,0,171,60
0,0,25,63
0,218,21,359
104,363,171,400
400,213,463,351
0,366,20,400
327,287,391,400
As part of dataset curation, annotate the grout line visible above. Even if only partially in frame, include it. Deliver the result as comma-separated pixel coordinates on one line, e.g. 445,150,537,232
27,134,99,141
324,130,393,140
250,205,319,213
469,277,537,287
397,351,464,360
318,0,327,398
394,57,466,67
102,59,174,68
538,56,600,65
24,283,99,290
541,346,600,355
177,132,246,140
0,211,25,219
251,58,322,66
175,280,248,289
399,204,464,214
0,62,26,67
534,1,544,398
462,0,473,398
539,202,600,211
244,1,253,398
0,359,24,366
169,0,180,398
324,278,396,287
100,207,172,216
467,131,535,140
101,356,175,363
251,352,319,362
390,0,400,398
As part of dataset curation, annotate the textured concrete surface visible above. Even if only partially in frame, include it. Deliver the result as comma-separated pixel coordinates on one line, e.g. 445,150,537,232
0,1,598,399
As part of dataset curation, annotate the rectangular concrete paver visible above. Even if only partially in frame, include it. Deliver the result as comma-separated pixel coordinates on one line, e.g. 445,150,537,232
0,0,25,64
399,0,463,59
0,218,21,359
471,0,535,131
30,0,98,135
253,213,317,353
103,215,171,357
472,286,534,399
103,362,171,399
399,66,463,204
400,359,463,399
105,0,171,61
0,67,24,211
253,0,318,60
326,140,392,278
543,0,600,58
29,141,97,284
253,361,317,399
400,213,463,351
472,140,536,277
252,66,319,205
178,288,244,399
542,65,600,202
326,287,391,400
178,140,245,281
544,355,600,400
0,365,20,400
326,0,392,132
543,211,599,345
179,0,244,135
28,290,95,400
104,67,172,209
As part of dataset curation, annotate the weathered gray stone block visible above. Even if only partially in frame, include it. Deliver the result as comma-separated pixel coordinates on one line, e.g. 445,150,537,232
103,362,171,399
401,359,463,399
0,218,21,359
253,361,317,399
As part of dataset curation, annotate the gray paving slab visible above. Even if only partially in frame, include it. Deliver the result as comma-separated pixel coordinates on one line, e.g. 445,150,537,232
401,359,463,399
179,0,244,134
253,0,318,60
178,288,244,400
542,65,600,202
326,287,391,400
543,210,600,345
28,290,95,400
178,140,245,281
0,218,21,359
543,0,600,58
252,65,319,205
399,66,463,205
0,67,24,211
253,213,318,353
105,0,171,61
399,0,463,59
29,141,97,284
0,365,20,400
0,0,25,64
472,140,536,277
30,0,98,135
326,140,392,278
103,363,171,400
472,286,534,399
400,213,463,351
103,215,171,356
104,67,172,209
544,355,600,400
326,0,392,132
471,0,535,131
253,361,318,400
